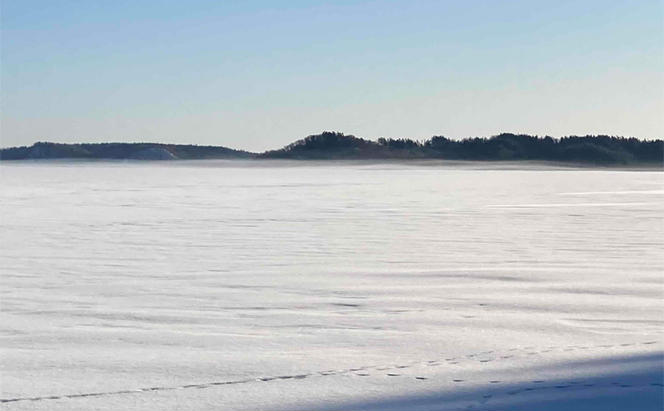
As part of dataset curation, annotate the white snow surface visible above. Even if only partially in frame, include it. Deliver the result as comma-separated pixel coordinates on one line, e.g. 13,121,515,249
1,160,662,410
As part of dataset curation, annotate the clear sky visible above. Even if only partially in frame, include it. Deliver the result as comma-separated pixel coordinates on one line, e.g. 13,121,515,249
1,0,662,151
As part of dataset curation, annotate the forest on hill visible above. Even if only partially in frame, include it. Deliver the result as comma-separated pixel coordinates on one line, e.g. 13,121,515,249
1,132,662,165
0,142,252,161
261,132,663,165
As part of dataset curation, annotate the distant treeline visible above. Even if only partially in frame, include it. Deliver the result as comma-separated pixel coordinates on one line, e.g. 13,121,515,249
0,142,252,161
262,132,663,165
1,132,662,165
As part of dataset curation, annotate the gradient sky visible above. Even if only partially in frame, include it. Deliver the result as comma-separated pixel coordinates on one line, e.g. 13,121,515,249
1,0,662,151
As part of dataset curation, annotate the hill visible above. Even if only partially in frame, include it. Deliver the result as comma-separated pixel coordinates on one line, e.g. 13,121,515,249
2,133,662,165
262,132,663,165
0,142,253,161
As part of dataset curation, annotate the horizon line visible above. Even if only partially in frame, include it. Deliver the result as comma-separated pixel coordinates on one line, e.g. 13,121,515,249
2,131,663,152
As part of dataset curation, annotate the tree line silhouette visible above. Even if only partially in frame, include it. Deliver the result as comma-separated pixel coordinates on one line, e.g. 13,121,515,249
261,132,663,164
1,132,662,165
0,142,251,161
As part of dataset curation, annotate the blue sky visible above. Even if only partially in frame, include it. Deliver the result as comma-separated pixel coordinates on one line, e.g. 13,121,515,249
2,0,662,150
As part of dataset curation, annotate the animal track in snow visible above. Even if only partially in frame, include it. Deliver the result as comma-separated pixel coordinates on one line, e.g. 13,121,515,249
1,339,660,405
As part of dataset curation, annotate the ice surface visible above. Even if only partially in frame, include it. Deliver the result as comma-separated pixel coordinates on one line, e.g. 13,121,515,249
1,161,662,410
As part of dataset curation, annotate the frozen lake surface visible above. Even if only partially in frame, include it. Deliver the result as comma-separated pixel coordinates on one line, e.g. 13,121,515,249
1,160,662,410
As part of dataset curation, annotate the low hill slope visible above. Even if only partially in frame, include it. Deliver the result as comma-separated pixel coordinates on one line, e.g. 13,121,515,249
0,142,253,160
2,133,661,165
262,132,663,165
261,131,425,159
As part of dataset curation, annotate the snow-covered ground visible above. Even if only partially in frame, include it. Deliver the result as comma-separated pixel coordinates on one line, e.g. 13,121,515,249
1,161,662,410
